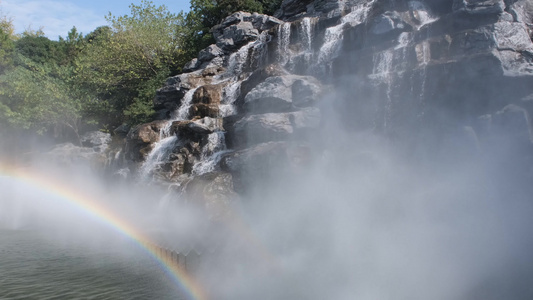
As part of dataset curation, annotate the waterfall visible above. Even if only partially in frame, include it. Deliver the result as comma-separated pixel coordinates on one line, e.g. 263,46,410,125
192,132,229,176
139,87,199,179
227,41,255,76
139,135,178,178
277,22,291,66
395,32,412,50
174,87,199,122
300,17,315,53
313,1,375,73
370,50,394,129
219,81,242,117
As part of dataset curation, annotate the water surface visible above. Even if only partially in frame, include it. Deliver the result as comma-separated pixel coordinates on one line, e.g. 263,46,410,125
0,229,184,300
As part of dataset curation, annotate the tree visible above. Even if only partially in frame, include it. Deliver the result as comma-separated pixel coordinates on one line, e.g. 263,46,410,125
0,8,15,73
74,0,187,126
0,55,83,142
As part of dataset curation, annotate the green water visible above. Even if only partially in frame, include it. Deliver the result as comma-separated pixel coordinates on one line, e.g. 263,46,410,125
0,229,184,300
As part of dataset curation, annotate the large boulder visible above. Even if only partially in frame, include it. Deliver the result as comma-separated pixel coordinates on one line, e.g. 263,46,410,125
192,83,225,105
198,45,224,62
171,117,224,139
212,12,283,51
189,103,220,119
181,172,238,221
214,21,259,51
243,75,322,113
229,108,321,147
80,131,111,153
221,141,315,193
154,85,186,112
124,121,168,162
274,0,315,20
221,141,289,192
45,143,107,169
452,0,505,15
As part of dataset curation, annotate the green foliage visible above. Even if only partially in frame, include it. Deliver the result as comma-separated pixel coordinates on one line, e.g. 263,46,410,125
0,15,15,72
0,55,82,139
0,0,284,142
74,0,187,127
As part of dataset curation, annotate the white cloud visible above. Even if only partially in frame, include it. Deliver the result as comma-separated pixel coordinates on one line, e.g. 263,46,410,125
2,0,106,39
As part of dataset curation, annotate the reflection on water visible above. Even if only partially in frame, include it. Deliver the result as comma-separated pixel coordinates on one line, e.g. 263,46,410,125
0,229,184,300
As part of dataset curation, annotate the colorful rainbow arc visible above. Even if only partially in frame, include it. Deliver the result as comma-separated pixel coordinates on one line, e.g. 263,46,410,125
0,163,208,300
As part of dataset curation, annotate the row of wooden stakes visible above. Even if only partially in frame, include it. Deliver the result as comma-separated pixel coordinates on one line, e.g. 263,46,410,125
141,240,202,272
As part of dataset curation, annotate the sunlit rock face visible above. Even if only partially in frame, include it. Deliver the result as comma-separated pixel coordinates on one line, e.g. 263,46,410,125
119,0,533,196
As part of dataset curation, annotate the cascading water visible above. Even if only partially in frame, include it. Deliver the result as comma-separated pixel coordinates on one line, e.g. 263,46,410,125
141,30,271,179
174,87,198,122
277,22,291,67
370,50,394,129
227,39,257,77
312,1,376,74
139,136,178,178
410,0,439,117
219,81,242,117
220,32,268,116
139,88,199,179
192,132,229,176
300,17,315,53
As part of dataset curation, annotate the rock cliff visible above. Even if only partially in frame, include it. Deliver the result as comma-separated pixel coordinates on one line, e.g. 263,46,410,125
120,0,533,199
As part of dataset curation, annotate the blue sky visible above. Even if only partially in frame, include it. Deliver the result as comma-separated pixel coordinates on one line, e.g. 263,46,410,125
1,0,191,39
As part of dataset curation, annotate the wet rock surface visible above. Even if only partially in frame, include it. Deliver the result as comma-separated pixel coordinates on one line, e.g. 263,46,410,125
113,0,533,197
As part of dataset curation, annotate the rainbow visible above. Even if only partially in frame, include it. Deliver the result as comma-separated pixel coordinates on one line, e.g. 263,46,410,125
0,162,208,300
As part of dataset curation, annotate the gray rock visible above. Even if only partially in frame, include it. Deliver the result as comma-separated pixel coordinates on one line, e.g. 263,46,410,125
220,141,314,193
218,11,282,32
154,85,186,111
192,83,225,105
494,104,533,142
498,50,533,76
508,0,533,23
220,11,253,28
173,117,223,136
220,141,290,192
275,0,315,20
244,76,294,113
45,143,107,168
215,22,259,51
80,131,111,153
291,107,321,129
371,14,396,35
113,124,130,137
452,0,505,15
80,131,111,148
233,112,293,146
250,13,283,31
183,58,200,72
198,45,224,62
176,121,214,136
231,108,321,147
181,172,237,221
244,75,322,113
194,117,224,132
124,121,168,162
493,21,533,51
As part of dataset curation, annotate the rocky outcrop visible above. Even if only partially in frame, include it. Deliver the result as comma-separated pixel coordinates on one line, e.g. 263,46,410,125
121,0,533,196
244,75,322,113
229,108,321,147
45,131,113,169
124,121,168,162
